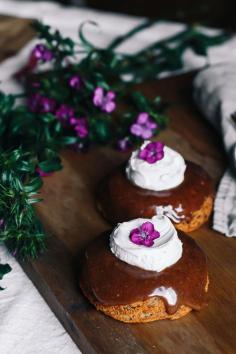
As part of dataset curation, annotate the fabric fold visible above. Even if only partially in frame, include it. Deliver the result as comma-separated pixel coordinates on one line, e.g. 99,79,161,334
194,64,236,236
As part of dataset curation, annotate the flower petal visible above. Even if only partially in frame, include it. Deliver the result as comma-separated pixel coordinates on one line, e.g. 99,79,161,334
150,230,160,240
130,229,143,245
155,141,164,150
141,129,153,139
137,112,149,124
107,91,116,100
146,120,157,130
156,151,164,160
141,222,154,234
130,123,143,137
138,148,148,160
146,142,156,151
93,87,104,106
146,155,157,164
103,101,116,113
143,238,154,247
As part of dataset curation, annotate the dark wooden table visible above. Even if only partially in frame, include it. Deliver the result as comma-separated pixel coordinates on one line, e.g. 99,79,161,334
0,15,236,354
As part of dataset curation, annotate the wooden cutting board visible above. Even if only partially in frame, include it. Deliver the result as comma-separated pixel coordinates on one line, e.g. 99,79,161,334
1,16,236,354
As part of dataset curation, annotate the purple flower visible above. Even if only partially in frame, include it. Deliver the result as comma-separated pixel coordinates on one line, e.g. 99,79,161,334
117,137,132,152
93,87,116,113
69,75,82,90
0,219,4,228
69,117,89,138
130,222,160,247
130,113,157,139
28,93,41,112
55,104,74,122
138,141,164,164
40,97,56,113
36,167,53,177
32,44,53,62
28,94,56,113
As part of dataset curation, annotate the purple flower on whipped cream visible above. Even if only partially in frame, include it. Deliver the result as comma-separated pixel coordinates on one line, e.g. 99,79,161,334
130,113,157,139
138,141,164,164
93,87,116,113
130,222,160,247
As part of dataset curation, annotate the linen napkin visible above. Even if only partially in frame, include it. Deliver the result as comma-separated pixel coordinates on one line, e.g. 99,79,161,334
194,64,236,236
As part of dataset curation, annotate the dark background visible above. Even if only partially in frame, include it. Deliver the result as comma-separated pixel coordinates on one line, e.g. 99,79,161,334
55,0,236,30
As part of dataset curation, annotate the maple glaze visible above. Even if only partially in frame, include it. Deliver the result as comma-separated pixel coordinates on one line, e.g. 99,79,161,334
97,161,214,224
80,231,208,314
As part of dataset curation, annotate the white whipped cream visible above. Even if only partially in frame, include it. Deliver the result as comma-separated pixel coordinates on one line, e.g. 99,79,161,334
156,205,185,223
126,141,186,191
149,286,177,306
110,215,183,272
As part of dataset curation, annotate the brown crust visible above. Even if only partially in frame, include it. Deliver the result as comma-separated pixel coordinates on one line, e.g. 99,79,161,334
175,196,213,233
81,277,209,323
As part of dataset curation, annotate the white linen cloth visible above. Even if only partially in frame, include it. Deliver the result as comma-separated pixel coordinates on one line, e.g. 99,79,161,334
194,64,236,236
0,1,236,353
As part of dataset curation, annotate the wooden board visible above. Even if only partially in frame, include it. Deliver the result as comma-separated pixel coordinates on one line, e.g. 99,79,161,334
1,16,236,354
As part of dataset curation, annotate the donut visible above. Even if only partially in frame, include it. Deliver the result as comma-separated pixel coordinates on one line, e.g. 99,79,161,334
79,216,209,323
97,141,214,232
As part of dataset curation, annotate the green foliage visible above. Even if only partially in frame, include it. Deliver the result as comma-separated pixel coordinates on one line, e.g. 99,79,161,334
33,21,75,68
0,149,46,259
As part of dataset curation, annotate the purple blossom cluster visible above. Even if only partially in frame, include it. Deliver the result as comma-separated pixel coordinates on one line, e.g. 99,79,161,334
31,44,54,62
27,71,91,140
93,87,116,113
117,112,158,152
27,76,119,147
55,104,75,123
28,45,161,159
69,117,88,138
130,112,157,139
28,93,56,113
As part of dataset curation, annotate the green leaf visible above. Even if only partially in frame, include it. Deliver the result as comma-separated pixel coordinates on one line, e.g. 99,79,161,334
38,157,62,172
78,21,98,50
91,119,110,143
59,136,78,145
131,92,150,111
24,177,43,193
108,19,155,51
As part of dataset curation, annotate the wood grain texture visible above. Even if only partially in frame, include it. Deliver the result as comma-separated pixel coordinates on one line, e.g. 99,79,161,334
0,16,236,354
